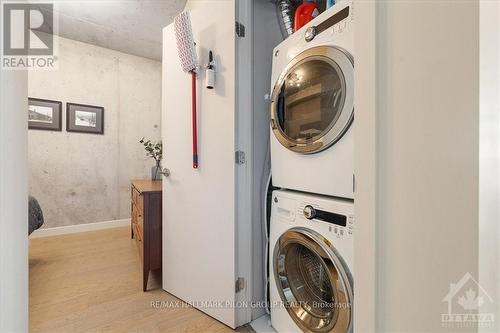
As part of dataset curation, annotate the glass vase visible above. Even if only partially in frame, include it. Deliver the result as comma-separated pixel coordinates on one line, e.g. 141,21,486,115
151,160,161,181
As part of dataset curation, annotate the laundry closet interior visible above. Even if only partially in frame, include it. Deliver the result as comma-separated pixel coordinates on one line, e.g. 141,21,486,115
162,0,354,331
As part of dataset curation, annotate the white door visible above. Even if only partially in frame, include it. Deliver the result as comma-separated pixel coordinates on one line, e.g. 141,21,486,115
161,1,242,328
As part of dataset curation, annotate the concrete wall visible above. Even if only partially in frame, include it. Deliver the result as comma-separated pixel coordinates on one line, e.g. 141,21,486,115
0,69,29,332
28,37,161,228
374,1,479,332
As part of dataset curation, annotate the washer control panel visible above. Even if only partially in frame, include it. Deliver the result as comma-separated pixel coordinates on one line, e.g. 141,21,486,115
299,203,354,239
274,191,354,240
302,204,346,227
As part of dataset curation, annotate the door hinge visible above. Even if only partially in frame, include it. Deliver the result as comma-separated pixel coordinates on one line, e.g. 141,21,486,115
235,277,245,293
235,21,245,37
235,150,246,165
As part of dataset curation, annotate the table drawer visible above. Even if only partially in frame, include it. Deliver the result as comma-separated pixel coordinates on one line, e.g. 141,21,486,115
136,194,144,214
132,190,144,215
133,220,143,242
136,214,143,237
131,186,140,206
131,202,137,224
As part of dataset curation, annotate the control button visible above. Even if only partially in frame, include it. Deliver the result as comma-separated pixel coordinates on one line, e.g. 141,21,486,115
304,26,317,42
340,229,344,236
303,205,316,219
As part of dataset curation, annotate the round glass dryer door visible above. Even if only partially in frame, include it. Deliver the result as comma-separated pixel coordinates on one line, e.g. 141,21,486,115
271,46,353,154
274,228,353,333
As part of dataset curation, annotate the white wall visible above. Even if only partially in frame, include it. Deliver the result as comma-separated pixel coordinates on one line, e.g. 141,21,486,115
353,1,377,331
479,1,500,331
0,70,28,332
28,37,161,228
363,1,480,332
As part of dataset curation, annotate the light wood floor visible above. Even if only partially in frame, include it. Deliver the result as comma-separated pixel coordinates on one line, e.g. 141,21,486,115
30,226,250,333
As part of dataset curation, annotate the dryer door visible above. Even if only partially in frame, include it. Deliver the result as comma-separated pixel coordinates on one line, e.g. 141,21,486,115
271,46,353,154
274,227,353,333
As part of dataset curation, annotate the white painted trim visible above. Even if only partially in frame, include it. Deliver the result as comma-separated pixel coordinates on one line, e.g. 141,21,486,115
235,0,254,326
0,63,29,333
479,1,500,331
354,1,377,332
30,218,130,238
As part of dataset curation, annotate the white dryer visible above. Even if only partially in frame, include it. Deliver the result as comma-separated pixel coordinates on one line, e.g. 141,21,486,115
270,189,353,333
270,2,354,199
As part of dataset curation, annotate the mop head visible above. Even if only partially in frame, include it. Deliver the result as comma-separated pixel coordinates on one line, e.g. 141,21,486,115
174,11,198,73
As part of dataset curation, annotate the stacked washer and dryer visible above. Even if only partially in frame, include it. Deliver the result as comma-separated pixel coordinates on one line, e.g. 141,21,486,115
268,2,354,332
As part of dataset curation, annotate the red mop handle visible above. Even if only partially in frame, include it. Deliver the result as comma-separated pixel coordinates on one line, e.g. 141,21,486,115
191,71,198,169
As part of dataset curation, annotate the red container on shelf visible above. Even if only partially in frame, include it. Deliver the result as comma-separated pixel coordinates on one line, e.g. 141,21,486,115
294,1,319,32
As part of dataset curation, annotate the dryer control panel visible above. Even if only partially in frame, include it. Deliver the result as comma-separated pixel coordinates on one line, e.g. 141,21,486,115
304,5,350,42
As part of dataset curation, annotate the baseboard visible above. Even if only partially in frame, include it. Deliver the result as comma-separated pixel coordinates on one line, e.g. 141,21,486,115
30,218,130,238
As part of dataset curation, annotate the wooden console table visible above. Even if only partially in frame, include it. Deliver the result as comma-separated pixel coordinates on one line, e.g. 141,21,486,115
131,180,162,291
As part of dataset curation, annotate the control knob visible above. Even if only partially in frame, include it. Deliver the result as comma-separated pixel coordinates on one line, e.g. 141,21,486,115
303,205,317,220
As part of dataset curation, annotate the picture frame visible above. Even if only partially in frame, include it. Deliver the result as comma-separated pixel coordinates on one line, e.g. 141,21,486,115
28,98,62,131
66,103,104,134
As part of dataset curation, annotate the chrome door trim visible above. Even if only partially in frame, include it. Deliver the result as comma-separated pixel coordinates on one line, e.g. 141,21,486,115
271,46,354,154
273,227,353,333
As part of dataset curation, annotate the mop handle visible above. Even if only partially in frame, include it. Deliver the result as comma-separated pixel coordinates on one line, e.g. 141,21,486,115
192,71,198,169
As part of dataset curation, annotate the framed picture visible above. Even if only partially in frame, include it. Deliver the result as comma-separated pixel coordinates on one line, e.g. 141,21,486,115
28,98,62,131
66,103,104,134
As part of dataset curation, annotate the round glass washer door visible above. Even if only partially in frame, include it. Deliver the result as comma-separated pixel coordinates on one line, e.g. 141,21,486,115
274,228,353,333
271,46,353,154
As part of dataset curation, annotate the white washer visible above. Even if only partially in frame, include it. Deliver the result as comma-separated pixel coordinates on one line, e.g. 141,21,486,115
270,190,353,333
270,2,354,199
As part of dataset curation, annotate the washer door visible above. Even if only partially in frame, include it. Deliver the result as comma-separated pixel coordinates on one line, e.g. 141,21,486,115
271,46,353,154
274,228,353,333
